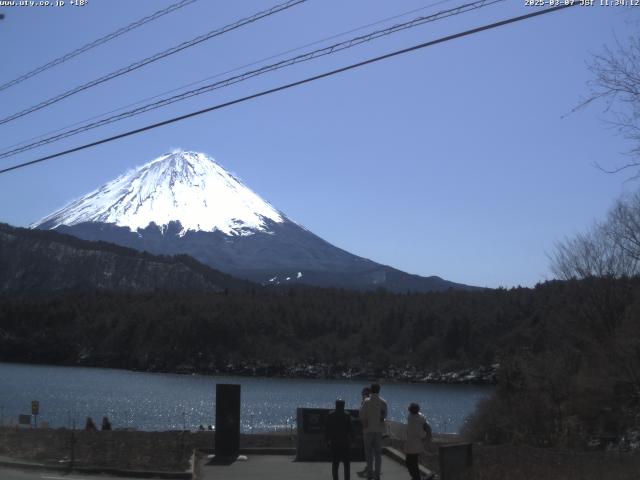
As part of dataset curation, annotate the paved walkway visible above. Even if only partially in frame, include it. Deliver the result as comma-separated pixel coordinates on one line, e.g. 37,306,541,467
197,454,412,480
0,465,160,480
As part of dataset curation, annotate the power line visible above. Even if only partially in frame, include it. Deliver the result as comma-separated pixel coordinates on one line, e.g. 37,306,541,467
0,0,496,158
0,0,306,127
0,0,504,160
0,3,578,177
0,0,459,154
0,0,198,93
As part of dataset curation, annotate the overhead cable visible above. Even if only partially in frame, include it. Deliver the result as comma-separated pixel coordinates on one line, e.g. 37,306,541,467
0,3,578,176
0,0,459,154
0,0,306,126
0,0,504,160
0,0,198,93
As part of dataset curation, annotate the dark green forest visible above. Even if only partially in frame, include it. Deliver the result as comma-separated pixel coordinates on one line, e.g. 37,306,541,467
2,276,640,447
0,283,570,373
2,285,518,372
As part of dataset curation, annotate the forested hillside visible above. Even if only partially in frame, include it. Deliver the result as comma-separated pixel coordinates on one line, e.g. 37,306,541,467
1,275,639,447
0,278,636,377
0,223,253,293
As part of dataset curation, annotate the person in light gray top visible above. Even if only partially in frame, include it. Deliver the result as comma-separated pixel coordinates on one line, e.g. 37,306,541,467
405,403,431,480
357,386,373,477
358,383,387,480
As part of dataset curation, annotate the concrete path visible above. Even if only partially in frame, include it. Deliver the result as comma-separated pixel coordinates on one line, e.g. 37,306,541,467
0,455,190,479
0,466,177,480
197,454,413,480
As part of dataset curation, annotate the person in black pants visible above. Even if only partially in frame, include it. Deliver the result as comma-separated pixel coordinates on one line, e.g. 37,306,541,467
101,416,112,431
325,399,354,480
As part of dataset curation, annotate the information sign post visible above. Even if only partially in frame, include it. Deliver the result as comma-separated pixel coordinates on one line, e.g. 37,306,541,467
31,400,39,428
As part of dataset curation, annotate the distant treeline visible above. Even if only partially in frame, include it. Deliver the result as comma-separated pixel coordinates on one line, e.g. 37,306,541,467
2,276,639,447
1,284,547,372
0,279,635,374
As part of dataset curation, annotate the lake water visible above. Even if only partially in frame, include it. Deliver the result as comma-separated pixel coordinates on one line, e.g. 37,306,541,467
0,363,492,433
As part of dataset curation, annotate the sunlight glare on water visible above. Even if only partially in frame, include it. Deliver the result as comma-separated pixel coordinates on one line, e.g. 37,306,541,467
0,363,492,433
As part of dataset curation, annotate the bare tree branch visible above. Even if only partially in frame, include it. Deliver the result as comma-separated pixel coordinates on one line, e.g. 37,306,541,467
550,193,640,280
578,34,640,175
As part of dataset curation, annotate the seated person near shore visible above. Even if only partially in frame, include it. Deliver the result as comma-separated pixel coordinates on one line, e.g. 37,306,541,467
101,416,112,431
85,417,98,431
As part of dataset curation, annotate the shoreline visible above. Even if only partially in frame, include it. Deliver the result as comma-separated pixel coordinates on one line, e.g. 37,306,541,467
0,360,498,386
0,426,297,473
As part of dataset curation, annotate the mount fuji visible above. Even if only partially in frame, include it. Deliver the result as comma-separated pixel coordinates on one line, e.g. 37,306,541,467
34,150,470,292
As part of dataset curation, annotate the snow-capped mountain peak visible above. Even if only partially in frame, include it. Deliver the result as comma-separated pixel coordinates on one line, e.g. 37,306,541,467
34,150,285,236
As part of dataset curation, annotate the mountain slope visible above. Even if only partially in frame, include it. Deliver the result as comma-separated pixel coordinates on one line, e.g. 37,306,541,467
0,223,252,294
37,151,283,236
34,150,474,292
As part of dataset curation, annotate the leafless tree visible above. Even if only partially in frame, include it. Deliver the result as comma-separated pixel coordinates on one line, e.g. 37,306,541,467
551,192,640,280
562,33,640,399
607,191,640,260
579,34,640,176
551,225,634,281
549,195,640,410
550,192,640,348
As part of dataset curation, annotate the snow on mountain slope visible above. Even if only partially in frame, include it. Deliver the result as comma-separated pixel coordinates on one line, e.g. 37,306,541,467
32,149,476,292
35,150,284,236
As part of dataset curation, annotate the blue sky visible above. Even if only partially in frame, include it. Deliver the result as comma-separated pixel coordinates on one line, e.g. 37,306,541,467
0,0,637,288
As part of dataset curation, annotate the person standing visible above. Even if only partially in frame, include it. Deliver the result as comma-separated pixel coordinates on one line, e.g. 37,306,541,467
357,386,372,477
101,416,112,431
84,417,97,431
358,383,387,480
360,387,371,407
405,403,431,480
325,399,354,480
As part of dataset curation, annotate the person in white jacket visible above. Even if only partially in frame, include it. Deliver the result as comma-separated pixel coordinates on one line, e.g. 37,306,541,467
405,403,431,480
358,383,387,480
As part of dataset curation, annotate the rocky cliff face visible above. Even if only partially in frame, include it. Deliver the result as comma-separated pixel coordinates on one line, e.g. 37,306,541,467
0,223,250,294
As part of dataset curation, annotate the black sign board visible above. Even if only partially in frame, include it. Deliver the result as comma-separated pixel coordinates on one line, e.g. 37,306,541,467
302,408,329,434
215,384,241,459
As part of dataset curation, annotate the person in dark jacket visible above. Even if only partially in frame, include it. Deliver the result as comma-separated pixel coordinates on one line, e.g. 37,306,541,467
101,416,112,431
84,417,97,431
325,399,354,480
